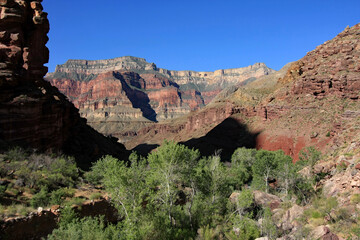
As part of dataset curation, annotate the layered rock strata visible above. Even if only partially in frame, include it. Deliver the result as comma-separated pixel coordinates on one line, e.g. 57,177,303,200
47,57,273,143
128,24,360,161
0,0,127,167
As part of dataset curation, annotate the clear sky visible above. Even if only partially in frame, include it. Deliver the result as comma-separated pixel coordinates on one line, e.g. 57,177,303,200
43,0,360,72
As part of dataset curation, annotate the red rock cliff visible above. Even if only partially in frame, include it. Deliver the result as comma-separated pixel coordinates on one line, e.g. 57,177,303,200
0,0,128,167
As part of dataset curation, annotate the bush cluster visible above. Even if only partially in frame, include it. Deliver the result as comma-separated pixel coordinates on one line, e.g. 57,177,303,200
52,142,318,239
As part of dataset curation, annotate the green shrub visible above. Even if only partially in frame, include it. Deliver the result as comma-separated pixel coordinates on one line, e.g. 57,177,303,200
48,216,122,240
229,148,256,190
7,204,17,216
228,217,260,240
310,210,324,219
0,185,6,198
89,192,102,201
65,197,85,206
58,205,78,228
50,188,75,205
5,147,26,162
15,204,31,216
350,194,360,204
7,187,19,196
30,188,50,208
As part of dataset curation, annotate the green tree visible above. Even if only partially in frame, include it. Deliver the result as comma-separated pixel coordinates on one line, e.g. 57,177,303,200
192,154,231,228
58,205,79,228
30,187,50,208
261,207,277,240
48,216,122,240
298,146,322,180
229,148,257,190
225,217,260,240
89,153,148,236
274,151,296,197
147,141,200,229
252,150,279,193
229,189,254,220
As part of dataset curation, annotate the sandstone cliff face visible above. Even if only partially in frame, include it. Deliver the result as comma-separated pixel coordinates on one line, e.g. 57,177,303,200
47,57,273,143
0,0,127,167
128,24,360,161
52,56,274,88
47,70,197,142
47,57,274,112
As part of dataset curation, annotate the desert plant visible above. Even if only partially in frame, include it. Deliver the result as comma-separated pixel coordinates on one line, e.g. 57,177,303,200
229,148,257,190
350,194,360,204
0,185,6,198
65,197,86,206
50,188,75,205
89,192,102,201
48,216,122,240
30,187,50,208
58,205,79,228
297,146,322,181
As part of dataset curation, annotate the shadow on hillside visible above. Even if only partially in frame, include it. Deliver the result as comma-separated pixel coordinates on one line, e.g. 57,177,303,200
116,73,157,122
132,143,160,157
181,117,260,161
132,117,260,161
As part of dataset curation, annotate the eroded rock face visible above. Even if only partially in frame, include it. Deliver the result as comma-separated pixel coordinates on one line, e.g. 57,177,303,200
281,24,360,99
50,57,274,90
0,0,127,166
46,57,273,143
128,24,360,161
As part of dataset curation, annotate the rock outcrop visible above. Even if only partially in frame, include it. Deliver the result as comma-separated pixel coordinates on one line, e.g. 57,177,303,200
0,0,128,167
50,57,274,92
46,56,273,143
281,25,360,99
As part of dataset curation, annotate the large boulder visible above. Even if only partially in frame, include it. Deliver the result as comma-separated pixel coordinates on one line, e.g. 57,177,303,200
311,225,339,240
253,190,282,210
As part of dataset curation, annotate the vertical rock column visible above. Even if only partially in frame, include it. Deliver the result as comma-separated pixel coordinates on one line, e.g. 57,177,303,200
0,0,49,89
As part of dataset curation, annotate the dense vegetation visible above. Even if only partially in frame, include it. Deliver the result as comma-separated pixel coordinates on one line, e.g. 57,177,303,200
1,143,359,239
48,142,321,240
0,147,82,217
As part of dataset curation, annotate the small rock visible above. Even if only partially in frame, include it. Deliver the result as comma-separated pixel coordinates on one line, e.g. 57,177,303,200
229,192,240,204
355,163,360,170
37,207,43,213
50,205,60,213
310,132,319,138
351,169,358,176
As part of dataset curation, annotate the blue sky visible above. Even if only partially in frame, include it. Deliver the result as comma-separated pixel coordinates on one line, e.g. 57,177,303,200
43,0,360,72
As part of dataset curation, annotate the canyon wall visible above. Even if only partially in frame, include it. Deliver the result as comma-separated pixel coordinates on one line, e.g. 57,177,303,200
0,0,128,167
128,24,360,161
47,57,273,143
